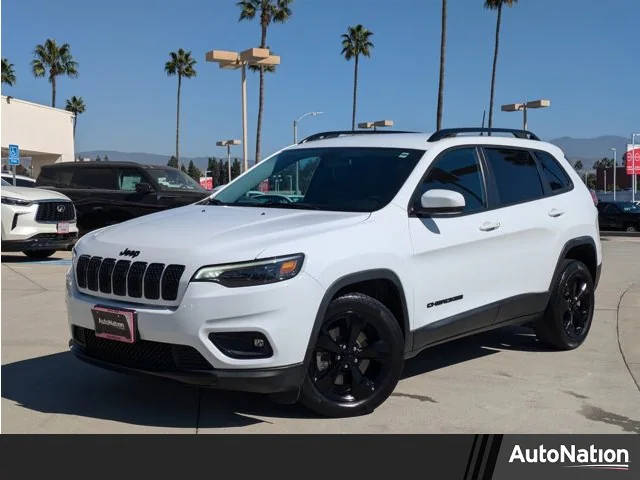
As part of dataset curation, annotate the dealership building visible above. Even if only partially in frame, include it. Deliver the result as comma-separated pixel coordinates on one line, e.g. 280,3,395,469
1,95,75,178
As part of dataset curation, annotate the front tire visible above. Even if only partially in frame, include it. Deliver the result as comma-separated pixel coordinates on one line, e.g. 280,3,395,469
535,260,594,350
23,250,56,259
301,293,404,417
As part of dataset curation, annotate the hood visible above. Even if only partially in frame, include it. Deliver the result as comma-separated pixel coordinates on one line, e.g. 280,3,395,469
78,205,370,265
1,185,72,202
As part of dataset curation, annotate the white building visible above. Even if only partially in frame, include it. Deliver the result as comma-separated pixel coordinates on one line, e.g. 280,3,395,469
1,95,75,178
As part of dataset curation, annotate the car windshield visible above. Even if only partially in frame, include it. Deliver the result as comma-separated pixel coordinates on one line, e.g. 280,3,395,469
213,147,424,212
1,178,10,186
618,202,640,213
146,167,205,192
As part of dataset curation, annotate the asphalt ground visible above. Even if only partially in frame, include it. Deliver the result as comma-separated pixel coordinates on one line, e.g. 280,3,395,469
1,236,639,433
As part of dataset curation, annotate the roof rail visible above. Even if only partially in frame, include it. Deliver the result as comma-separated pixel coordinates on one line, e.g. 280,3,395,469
299,130,416,144
427,128,540,142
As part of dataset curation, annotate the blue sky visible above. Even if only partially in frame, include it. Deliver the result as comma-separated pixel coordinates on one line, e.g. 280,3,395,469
2,0,638,159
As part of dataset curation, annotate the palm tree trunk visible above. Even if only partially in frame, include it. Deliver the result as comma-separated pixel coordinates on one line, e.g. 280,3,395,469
351,54,359,131
436,0,447,131
255,23,268,163
488,3,502,131
51,75,56,108
73,117,77,138
176,74,181,165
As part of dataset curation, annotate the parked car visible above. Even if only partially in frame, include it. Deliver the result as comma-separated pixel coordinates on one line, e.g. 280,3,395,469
1,178,78,258
36,161,209,232
1,173,36,187
597,201,640,232
67,128,601,417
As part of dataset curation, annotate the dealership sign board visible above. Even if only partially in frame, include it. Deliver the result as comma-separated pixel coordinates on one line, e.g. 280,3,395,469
627,145,640,175
199,177,213,190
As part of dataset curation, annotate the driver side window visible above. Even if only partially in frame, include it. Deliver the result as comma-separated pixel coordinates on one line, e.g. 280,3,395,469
414,148,486,214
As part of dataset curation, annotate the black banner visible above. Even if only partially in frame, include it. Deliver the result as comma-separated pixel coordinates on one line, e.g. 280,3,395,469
0,434,637,479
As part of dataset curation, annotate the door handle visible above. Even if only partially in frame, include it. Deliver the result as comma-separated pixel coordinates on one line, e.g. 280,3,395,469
479,221,501,232
548,208,565,218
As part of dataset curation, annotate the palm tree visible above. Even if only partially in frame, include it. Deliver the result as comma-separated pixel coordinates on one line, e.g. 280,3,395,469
2,58,16,86
237,0,293,163
31,39,78,107
165,49,197,167
485,0,518,130
341,25,374,131
65,96,86,138
436,0,447,130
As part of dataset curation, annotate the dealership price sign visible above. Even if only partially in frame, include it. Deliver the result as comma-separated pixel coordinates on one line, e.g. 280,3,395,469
627,145,640,175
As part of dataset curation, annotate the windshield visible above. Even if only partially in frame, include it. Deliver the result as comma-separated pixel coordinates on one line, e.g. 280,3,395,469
214,147,424,212
1,178,10,186
146,167,205,192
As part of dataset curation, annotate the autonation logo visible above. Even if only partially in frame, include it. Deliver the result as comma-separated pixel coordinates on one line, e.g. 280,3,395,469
509,444,630,471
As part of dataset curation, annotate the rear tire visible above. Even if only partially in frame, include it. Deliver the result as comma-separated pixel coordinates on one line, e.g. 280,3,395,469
535,260,594,350
23,250,56,259
301,293,404,417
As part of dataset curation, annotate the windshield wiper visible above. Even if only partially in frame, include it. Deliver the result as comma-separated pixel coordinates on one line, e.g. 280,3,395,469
253,202,323,210
205,198,227,206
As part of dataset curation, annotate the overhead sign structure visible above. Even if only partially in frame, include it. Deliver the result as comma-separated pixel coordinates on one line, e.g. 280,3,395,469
626,145,640,175
8,144,20,166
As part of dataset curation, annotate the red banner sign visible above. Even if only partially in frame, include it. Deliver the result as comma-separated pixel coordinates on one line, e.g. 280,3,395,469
627,147,640,175
199,177,213,190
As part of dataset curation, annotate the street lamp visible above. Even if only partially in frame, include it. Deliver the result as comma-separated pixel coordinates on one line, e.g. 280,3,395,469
610,147,617,201
501,99,550,131
216,139,241,184
206,48,280,172
358,119,394,131
293,111,323,144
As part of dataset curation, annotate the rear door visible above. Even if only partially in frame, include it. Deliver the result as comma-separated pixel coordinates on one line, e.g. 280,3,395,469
479,146,556,318
68,166,118,231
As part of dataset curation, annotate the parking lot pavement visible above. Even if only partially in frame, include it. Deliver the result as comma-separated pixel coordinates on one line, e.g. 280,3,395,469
2,238,639,433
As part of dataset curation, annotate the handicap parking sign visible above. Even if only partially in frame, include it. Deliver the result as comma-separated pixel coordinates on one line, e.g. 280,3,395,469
8,144,20,166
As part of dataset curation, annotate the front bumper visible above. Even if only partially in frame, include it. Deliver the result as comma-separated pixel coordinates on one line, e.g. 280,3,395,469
2,232,78,252
66,267,324,389
70,341,305,393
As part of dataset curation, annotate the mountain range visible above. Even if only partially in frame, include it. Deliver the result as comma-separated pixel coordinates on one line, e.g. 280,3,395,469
79,135,632,172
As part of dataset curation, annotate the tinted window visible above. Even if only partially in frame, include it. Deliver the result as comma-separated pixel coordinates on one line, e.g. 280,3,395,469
118,168,144,191
15,178,35,187
414,148,485,213
603,204,620,214
37,166,74,187
535,150,572,192
484,148,544,206
71,168,117,189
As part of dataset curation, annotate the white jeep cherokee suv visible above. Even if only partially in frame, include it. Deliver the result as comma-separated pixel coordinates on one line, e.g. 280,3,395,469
2,178,78,258
67,128,601,417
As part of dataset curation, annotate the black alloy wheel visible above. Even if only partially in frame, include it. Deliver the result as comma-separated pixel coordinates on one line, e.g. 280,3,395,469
301,293,403,417
535,259,594,350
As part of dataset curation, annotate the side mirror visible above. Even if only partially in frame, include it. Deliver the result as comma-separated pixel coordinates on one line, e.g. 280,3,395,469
416,189,465,214
135,182,153,194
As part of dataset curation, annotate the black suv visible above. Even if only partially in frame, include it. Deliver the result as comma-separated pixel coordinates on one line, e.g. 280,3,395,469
37,161,209,232
597,201,640,232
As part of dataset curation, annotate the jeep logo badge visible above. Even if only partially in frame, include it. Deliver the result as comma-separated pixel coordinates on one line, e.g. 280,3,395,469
56,204,66,213
119,248,140,258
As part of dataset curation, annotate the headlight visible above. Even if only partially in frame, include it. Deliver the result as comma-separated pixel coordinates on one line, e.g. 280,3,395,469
1,196,32,206
192,254,304,288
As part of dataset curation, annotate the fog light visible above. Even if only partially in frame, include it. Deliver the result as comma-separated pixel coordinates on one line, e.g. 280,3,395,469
209,332,273,359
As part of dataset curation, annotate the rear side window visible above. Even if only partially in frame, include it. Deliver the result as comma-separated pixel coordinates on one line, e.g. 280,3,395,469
38,166,74,187
483,148,544,206
71,168,117,189
414,147,486,213
535,150,572,193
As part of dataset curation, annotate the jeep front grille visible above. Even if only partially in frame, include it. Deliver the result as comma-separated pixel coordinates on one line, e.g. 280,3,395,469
76,255,185,301
35,201,75,222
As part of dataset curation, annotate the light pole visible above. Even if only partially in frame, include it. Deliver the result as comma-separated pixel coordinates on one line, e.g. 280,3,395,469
610,148,617,201
216,139,241,184
501,99,550,131
206,48,280,173
358,119,394,131
293,111,323,144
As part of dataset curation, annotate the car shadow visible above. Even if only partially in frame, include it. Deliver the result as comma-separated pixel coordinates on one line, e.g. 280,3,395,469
1,325,549,430
1,254,69,263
